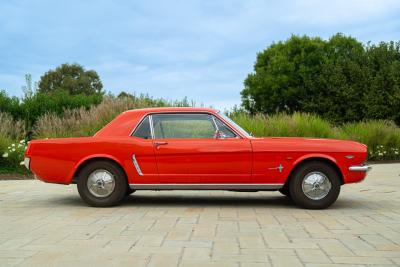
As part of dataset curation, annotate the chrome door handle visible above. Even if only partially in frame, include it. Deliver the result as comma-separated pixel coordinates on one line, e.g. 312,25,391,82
154,141,168,149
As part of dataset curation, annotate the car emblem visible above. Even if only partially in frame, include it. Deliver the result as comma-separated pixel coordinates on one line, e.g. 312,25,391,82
269,164,284,173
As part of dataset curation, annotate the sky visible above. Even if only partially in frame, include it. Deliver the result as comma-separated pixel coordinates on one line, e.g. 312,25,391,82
0,0,399,109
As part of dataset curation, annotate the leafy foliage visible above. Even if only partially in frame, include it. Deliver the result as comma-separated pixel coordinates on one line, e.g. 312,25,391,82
241,34,400,125
38,63,103,95
0,89,102,136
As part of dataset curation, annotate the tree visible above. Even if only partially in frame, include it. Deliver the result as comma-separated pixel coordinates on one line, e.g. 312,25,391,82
241,34,400,124
38,63,103,95
363,41,400,125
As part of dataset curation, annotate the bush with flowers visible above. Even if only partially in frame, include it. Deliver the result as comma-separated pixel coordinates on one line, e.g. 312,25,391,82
1,140,28,169
369,145,400,161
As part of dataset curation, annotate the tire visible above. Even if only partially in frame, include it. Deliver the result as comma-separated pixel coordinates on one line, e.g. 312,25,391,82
289,161,341,209
77,160,127,207
126,188,135,196
279,187,291,198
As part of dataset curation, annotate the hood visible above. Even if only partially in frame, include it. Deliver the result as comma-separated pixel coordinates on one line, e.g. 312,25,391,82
250,137,367,153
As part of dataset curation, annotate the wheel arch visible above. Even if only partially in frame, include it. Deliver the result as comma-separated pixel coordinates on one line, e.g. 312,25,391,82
284,156,344,189
71,155,128,184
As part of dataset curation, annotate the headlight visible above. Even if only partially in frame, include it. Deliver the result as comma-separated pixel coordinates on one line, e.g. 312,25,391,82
24,157,30,170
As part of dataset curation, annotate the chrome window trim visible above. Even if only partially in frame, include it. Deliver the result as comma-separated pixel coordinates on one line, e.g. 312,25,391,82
149,115,155,139
129,183,283,190
211,115,219,131
132,154,144,176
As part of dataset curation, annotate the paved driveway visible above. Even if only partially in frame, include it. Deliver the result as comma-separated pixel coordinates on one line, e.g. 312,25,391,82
0,164,399,267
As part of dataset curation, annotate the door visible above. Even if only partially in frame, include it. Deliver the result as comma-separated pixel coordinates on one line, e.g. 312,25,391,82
151,113,252,184
129,116,158,183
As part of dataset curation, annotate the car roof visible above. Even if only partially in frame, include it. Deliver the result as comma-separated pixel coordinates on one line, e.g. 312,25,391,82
94,107,219,137
123,107,218,115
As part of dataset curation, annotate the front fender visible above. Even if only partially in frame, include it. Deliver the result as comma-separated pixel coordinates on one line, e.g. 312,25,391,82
289,153,345,182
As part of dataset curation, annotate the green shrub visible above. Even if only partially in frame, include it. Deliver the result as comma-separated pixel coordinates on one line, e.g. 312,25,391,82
22,90,103,132
339,120,400,160
0,89,103,136
0,136,11,167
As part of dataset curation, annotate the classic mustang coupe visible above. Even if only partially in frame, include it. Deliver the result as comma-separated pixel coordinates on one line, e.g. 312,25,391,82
24,107,371,209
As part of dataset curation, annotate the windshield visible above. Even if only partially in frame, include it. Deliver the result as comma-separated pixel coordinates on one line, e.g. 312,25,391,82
218,112,252,138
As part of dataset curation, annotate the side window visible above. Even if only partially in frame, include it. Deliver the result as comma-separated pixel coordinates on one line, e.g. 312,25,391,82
132,116,152,139
214,117,237,138
152,114,216,139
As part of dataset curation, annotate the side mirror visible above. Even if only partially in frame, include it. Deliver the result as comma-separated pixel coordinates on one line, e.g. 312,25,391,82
214,130,227,139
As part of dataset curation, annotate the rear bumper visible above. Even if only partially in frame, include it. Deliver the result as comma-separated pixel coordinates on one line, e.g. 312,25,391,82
349,165,372,172
24,157,30,170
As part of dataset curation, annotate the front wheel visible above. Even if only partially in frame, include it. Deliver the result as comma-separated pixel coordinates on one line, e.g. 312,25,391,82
279,187,291,198
77,160,127,207
289,161,341,209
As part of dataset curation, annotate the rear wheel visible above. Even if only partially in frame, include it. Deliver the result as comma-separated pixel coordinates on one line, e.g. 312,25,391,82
289,161,341,209
77,160,127,207
126,188,135,196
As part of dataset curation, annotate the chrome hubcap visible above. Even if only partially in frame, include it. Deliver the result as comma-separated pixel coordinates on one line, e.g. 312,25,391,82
87,169,115,198
302,171,331,200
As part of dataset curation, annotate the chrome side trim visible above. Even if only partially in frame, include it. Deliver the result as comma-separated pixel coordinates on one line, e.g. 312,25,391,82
129,183,283,190
349,165,372,172
132,155,143,176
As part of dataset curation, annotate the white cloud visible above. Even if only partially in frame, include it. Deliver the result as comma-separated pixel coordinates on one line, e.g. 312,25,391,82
281,0,400,26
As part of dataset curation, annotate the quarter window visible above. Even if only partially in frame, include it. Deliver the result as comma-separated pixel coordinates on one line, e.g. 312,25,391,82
214,117,237,138
152,114,216,139
132,116,152,139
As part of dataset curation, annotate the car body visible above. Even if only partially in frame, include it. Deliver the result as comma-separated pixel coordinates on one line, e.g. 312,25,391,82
24,107,371,208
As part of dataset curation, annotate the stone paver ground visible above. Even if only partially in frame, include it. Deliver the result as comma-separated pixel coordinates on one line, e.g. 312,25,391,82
0,164,399,267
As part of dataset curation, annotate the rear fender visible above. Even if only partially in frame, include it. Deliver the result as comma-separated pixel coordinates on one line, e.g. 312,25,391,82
68,154,124,183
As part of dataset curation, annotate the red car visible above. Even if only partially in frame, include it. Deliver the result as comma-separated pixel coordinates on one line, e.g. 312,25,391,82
24,107,371,209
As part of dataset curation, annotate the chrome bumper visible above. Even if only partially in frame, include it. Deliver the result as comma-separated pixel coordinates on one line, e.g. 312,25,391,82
349,165,372,172
24,157,30,170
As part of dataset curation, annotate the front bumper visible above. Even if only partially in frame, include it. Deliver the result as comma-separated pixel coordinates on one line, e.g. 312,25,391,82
349,164,372,172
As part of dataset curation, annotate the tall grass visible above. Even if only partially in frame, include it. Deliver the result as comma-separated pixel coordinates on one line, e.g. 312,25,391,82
33,96,166,138
231,112,334,138
0,112,26,141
